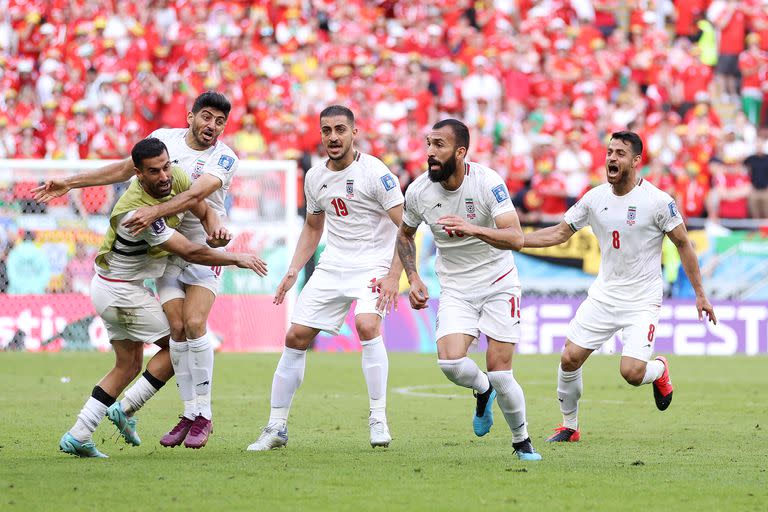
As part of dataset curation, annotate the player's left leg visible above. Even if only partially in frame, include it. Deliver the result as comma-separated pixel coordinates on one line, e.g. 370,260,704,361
61,339,143,458
180,284,217,448
355,313,390,447
486,339,541,461
619,307,670,410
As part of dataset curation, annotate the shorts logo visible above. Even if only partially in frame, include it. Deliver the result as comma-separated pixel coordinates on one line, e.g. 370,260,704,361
627,206,636,226
492,184,509,203
151,218,167,234
668,201,679,218
465,198,476,219
380,174,396,191
218,154,235,172
346,179,354,199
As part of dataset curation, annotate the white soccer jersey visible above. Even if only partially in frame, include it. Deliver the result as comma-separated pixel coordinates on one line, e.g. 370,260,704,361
563,178,683,306
402,161,518,295
304,151,404,270
95,210,175,281
150,128,238,243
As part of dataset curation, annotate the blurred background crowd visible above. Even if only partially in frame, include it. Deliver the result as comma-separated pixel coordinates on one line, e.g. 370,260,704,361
2,0,768,223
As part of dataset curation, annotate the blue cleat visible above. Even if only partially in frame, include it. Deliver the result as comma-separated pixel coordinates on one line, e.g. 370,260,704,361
513,437,542,461
59,432,108,458
106,402,141,446
473,385,497,437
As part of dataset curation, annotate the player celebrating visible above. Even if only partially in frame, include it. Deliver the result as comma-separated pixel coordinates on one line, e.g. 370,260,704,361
60,138,267,457
35,92,238,449
247,105,403,451
524,131,717,443
397,119,542,461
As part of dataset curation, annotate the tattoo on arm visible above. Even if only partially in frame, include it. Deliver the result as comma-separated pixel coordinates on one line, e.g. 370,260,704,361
397,226,418,278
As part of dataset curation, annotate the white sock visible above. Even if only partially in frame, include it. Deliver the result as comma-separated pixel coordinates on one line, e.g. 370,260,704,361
269,347,306,427
361,336,388,422
641,359,665,385
488,370,529,443
189,333,215,419
558,365,582,430
120,371,166,415
70,387,114,442
438,357,490,393
170,339,197,420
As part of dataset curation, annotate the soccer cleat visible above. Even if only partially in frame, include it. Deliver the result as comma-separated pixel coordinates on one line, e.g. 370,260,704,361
247,424,289,451
183,415,213,449
369,418,392,448
513,437,543,461
653,356,673,411
473,384,496,437
106,403,141,446
546,424,581,442
160,416,194,447
59,432,108,458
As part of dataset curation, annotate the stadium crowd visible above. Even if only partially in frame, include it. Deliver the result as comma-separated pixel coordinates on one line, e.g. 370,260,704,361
1,0,768,225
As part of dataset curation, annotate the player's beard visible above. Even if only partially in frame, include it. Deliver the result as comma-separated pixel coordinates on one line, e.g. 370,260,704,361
606,161,630,186
427,156,456,182
142,177,173,198
192,123,217,149
326,141,350,161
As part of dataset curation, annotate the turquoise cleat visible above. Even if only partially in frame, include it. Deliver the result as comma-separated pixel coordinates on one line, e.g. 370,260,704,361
59,432,108,458
473,386,497,437
106,403,141,446
513,438,543,461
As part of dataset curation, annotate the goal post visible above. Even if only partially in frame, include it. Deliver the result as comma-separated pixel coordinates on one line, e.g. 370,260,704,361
0,158,301,352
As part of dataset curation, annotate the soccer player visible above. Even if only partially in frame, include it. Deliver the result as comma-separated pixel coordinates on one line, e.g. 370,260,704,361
396,119,542,461
523,131,717,443
246,105,403,451
59,138,267,457
35,92,238,448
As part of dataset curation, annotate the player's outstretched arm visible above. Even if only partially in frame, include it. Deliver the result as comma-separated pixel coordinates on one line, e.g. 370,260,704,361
523,220,575,248
123,174,222,236
32,157,134,203
396,222,429,310
188,197,231,248
372,204,404,313
160,232,267,276
274,212,326,305
667,223,717,324
438,210,524,250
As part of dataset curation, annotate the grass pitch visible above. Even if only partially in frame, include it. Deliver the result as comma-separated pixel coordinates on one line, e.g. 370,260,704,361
0,352,765,511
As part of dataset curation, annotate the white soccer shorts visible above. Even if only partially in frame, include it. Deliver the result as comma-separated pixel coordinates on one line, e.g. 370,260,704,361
291,266,390,335
566,295,661,361
157,255,222,304
435,284,522,344
90,275,170,344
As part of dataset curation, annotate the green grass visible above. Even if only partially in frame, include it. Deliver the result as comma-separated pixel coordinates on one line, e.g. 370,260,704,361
0,352,766,511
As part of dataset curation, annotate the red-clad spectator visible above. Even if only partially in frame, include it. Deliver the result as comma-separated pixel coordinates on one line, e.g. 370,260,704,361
739,33,767,125
708,0,750,102
712,160,753,219
15,122,45,158
677,162,710,218
674,0,711,40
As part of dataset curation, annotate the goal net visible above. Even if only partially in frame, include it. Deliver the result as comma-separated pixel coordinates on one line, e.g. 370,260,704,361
0,158,300,352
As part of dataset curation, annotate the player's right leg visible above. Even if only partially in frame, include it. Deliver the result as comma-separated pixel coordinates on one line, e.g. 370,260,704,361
548,297,613,442
60,339,143,458
435,293,494,436
247,323,320,451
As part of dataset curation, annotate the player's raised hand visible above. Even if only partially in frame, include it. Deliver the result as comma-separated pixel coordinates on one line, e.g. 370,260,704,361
371,274,399,314
696,296,717,324
206,227,232,248
32,179,71,203
437,215,475,237
274,268,299,305
123,205,159,236
236,254,268,276
408,276,429,310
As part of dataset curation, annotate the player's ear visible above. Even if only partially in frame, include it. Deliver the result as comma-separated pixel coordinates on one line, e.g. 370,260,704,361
186,111,194,126
455,146,467,160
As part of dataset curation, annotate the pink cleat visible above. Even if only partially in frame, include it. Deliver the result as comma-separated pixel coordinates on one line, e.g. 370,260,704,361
183,415,213,449
160,416,194,447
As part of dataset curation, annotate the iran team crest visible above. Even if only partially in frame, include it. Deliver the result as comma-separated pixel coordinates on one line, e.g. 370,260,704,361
627,206,637,225
346,179,354,199
192,158,205,179
465,198,476,219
